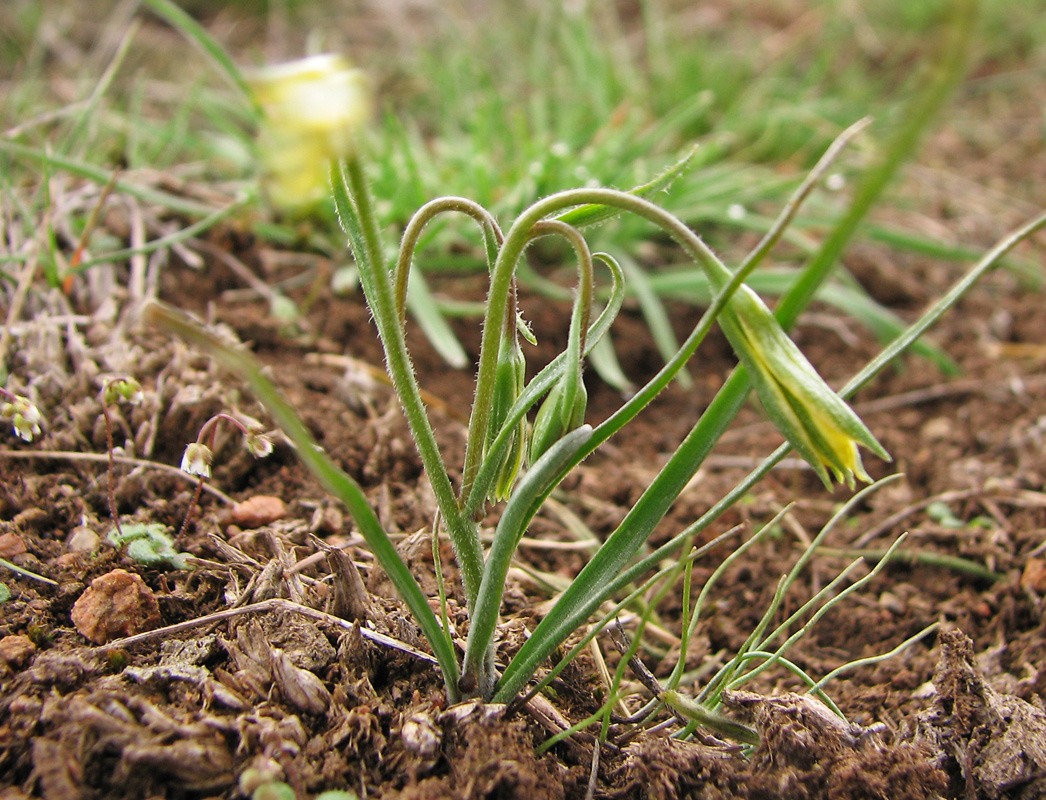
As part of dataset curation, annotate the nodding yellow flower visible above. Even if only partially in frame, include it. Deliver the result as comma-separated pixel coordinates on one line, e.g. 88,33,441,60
720,285,890,489
249,54,370,212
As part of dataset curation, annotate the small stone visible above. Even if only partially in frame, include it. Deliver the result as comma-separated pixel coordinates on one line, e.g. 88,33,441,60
401,713,441,757
230,496,287,528
0,635,36,668
920,417,953,440
70,568,161,644
52,553,80,570
878,591,905,615
1021,558,1046,594
0,532,27,559
66,526,100,554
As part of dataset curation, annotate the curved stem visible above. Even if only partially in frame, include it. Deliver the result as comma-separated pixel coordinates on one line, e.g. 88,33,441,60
530,220,594,354
100,401,123,539
462,253,625,517
461,187,727,503
176,412,247,538
394,196,504,325
529,219,593,423
735,116,871,280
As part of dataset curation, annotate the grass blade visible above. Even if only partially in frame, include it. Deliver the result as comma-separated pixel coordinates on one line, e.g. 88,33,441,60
138,0,261,123
143,301,461,700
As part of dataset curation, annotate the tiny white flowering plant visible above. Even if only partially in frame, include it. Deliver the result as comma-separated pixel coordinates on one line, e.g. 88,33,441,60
176,413,274,536
145,52,1046,720
0,388,43,443
100,376,144,539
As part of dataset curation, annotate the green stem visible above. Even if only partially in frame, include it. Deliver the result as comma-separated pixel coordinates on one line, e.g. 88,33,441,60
461,254,624,517
815,546,1001,583
339,158,485,609
0,557,58,587
462,187,729,505
460,425,593,698
530,219,593,420
0,140,222,218
394,196,504,325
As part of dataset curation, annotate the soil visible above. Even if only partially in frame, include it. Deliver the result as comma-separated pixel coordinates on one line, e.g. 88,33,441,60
3,4,1046,800
2,216,1045,799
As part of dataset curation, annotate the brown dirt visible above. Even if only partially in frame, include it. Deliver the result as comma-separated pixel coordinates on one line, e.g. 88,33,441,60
1,224,1045,799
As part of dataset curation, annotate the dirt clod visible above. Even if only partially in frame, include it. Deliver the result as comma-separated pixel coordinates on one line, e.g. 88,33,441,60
920,629,1046,799
1019,558,1046,594
0,532,27,559
69,568,162,644
231,495,288,528
0,635,36,669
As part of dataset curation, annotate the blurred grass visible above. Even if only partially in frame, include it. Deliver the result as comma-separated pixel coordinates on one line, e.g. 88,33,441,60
1,0,1043,371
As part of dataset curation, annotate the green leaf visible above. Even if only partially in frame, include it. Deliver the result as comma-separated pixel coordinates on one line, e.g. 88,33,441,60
554,144,698,229
144,300,463,701
405,269,469,369
108,522,193,570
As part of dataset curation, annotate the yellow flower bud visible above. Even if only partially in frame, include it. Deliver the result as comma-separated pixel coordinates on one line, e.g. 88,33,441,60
249,54,370,211
721,285,890,489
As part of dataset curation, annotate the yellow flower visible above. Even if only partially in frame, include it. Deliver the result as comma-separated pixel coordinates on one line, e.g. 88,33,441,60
720,285,890,488
250,54,370,211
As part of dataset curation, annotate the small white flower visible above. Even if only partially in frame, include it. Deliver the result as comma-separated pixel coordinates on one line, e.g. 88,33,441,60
826,172,846,191
550,141,570,158
180,442,213,478
3,396,42,442
245,430,274,459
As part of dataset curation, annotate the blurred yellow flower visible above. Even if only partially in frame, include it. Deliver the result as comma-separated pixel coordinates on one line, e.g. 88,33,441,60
250,54,370,211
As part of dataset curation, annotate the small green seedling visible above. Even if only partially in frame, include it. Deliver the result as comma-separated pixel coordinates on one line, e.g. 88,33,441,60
926,500,993,531
107,522,192,570
249,782,294,800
